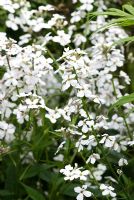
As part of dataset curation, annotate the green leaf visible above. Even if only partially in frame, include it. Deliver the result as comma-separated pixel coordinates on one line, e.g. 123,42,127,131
123,4,134,16
22,183,45,200
111,36,134,47
90,5,134,18
96,17,134,33
39,170,53,182
108,8,132,16
109,93,134,112
91,9,131,17
89,5,134,33
59,183,78,197
20,163,55,180
0,190,14,197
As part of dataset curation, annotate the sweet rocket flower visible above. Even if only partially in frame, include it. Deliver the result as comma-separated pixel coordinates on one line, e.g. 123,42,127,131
118,158,128,167
86,153,100,164
75,135,87,152
53,154,64,161
13,104,29,124
6,13,19,31
1,99,15,119
100,184,116,197
73,34,86,47
62,74,78,91
74,185,92,200
71,10,86,23
0,0,20,13
52,30,71,46
128,141,134,146
0,1,133,199
45,108,61,123
78,119,94,133
3,69,20,87
60,164,89,181
24,95,45,109
91,164,107,181
107,49,124,71
79,0,94,11
99,134,116,148
77,84,93,98
48,14,67,28
119,71,131,85
19,34,31,45
86,135,97,150
0,121,15,143
38,4,54,12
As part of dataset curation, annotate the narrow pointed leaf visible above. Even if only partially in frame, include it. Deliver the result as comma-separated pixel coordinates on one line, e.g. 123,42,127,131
22,183,46,200
109,93,134,112
123,4,134,16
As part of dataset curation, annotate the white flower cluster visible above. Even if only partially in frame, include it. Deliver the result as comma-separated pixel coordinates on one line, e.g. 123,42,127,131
0,0,134,199
60,163,89,181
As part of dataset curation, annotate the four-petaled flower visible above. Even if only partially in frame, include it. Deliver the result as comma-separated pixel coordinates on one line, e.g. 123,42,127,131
74,185,92,200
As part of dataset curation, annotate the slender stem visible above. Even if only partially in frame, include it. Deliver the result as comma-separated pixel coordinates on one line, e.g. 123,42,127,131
70,149,78,164
46,46,60,70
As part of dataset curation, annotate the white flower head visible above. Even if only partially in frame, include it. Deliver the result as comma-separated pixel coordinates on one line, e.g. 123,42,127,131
74,185,92,200
118,158,128,167
100,184,116,197
86,153,100,164
60,164,89,181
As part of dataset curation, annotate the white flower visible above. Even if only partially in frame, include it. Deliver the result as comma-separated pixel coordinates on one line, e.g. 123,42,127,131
75,135,86,152
117,169,123,175
72,0,78,3
71,10,86,23
25,95,45,109
19,34,31,45
79,169,89,181
128,141,134,146
78,119,94,133
77,84,92,98
55,141,66,154
86,153,100,164
100,184,116,197
99,134,116,148
60,164,89,181
45,108,61,123
62,74,78,91
38,4,54,12
48,14,67,28
53,30,71,46
92,164,107,181
118,158,128,167
73,34,86,47
107,49,124,71
13,104,29,124
0,121,15,143
53,154,64,161
6,14,19,31
3,70,20,87
1,99,15,118
74,185,92,200
85,135,97,150
119,71,130,85
79,0,94,12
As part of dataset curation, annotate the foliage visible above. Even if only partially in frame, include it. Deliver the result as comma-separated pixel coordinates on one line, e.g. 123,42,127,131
0,0,134,200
